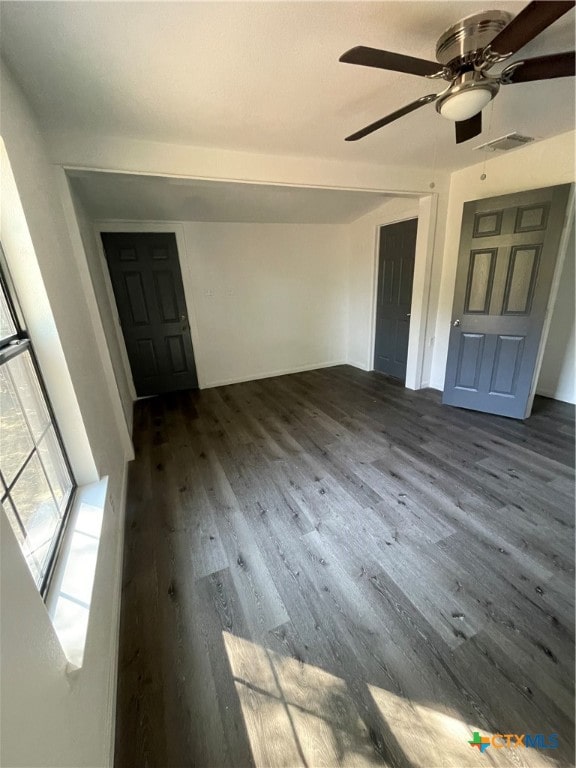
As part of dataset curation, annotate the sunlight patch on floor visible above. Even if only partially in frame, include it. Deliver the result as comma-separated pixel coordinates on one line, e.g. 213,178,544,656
369,684,561,768
223,630,375,767
223,630,562,768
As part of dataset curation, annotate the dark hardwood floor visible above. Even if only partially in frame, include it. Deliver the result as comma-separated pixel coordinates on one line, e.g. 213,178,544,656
115,366,575,768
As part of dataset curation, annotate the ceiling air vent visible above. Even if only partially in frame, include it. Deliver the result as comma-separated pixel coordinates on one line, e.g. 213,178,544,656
474,132,535,152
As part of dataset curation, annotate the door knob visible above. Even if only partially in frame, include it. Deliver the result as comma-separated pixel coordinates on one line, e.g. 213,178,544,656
453,318,461,327
406,313,411,317
180,314,189,331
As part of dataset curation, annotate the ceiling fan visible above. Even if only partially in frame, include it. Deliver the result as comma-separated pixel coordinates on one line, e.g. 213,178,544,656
340,0,575,144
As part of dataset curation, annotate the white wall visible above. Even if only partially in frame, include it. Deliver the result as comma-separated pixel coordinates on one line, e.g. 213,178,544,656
430,130,576,394
185,223,349,386
98,221,349,388
0,62,129,767
537,221,575,403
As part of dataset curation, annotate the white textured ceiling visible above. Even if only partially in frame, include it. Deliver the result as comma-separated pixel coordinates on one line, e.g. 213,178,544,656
68,170,394,223
1,1,574,171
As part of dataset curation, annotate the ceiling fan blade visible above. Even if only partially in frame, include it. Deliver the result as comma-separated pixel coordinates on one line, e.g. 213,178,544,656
345,94,438,141
455,112,482,144
489,1,575,57
501,50,575,82
340,46,443,77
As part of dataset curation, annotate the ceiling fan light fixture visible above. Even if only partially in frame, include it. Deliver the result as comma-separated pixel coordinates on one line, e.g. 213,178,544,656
439,87,494,121
436,71,500,122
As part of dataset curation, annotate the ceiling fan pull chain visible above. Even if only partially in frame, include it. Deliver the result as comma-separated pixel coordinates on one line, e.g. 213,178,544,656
430,118,439,189
480,100,495,181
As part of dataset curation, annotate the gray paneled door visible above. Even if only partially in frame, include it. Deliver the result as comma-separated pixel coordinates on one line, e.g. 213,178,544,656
101,232,198,396
374,218,417,381
442,184,571,419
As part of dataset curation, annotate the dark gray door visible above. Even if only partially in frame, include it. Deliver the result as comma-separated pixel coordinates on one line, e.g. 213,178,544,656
101,232,198,396
374,218,417,381
442,184,571,419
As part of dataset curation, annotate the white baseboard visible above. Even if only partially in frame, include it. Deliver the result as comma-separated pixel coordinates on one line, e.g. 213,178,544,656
535,387,575,404
346,360,371,371
201,360,347,389
346,361,436,392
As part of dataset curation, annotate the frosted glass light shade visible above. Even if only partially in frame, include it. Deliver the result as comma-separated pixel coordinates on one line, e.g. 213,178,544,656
439,88,493,121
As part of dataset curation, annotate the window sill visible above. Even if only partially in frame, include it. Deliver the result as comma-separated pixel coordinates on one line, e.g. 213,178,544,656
44,477,108,670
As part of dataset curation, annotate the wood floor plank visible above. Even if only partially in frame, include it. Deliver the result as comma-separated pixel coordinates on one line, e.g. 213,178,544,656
200,451,290,636
115,366,575,768
193,568,258,768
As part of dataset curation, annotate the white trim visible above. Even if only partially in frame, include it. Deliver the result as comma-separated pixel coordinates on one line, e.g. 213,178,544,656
203,360,347,389
406,194,438,390
526,184,575,416
348,360,371,372
63,163,427,198
367,222,382,374
535,386,575,404
96,220,207,388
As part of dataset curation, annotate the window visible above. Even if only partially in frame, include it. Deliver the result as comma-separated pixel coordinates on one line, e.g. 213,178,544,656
0,247,75,595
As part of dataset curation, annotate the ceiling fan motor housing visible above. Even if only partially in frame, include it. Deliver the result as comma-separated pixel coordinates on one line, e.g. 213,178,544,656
435,10,513,68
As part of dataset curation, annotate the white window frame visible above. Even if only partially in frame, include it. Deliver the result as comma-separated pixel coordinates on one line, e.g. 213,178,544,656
0,246,76,596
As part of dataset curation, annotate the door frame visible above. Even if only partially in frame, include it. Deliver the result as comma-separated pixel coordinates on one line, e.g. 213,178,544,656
369,194,438,390
94,220,204,392
527,184,574,413
373,216,418,382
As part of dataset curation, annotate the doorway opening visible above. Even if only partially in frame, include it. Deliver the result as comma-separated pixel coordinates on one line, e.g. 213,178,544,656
373,218,418,383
